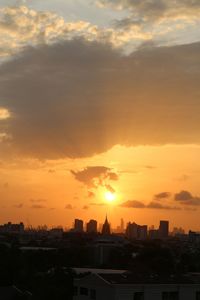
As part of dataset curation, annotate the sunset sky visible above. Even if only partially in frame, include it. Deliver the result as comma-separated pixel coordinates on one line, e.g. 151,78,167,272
0,0,200,231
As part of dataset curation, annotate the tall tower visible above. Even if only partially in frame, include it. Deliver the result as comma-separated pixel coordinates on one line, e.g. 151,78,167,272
159,220,169,238
102,215,111,235
74,219,83,232
86,219,97,233
120,218,124,232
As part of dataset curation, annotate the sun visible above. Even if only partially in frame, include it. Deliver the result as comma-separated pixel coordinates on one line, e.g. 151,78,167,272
104,191,116,202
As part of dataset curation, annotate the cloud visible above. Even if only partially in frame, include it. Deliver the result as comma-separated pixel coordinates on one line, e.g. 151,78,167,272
13,203,23,208
98,0,200,22
97,0,200,46
0,4,153,60
88,191,95,198
30,198,47,203
175,190,192,201
154,192,171,200
0,39,200,159
120,200,180,210
0,5,102,58
71,166,118,190
31,204,46,209
175,190,200,206
0,107,10,120
107,172,119,180
120,200,145,208
147,201,180,210
145,165,156,170
65,204,73,210
105,184,115,193
83,205,89,210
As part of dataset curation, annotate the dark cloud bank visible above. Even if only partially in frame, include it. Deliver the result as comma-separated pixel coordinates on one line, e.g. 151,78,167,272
0,39,200,159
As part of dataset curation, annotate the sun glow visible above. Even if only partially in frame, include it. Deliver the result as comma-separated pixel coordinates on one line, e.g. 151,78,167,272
104,191,116,202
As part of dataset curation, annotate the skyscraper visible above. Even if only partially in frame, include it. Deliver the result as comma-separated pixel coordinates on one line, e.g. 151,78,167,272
86,219,97,233
126,222,138,239
126,222,147,240
159,220,169,238
74,219,83,232
120,218,124,232
102,215,111,235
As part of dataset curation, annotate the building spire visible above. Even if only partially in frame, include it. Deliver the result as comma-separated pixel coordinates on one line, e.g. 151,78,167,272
102,214,110,235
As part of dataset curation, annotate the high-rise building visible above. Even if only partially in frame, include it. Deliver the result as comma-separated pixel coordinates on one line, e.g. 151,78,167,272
126,222,148,240
138,225,148,240
159,220,169,238
120,218,124,232
102,216,111,235
149,229,159,239
74,219,83,232
86,219,97,233
126,222,138,239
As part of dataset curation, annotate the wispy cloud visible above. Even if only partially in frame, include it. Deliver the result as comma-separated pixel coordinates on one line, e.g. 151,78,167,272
120,200,181,210
154,192,171,200
30,198,47,203
31,204,46,209
65,204,73,210
120,200,145,208
13,203,23,209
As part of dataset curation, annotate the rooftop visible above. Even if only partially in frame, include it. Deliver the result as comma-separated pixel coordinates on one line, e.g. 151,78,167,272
97,272,200,285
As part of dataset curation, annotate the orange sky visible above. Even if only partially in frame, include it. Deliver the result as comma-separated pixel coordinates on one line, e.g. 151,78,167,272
1,144,200,231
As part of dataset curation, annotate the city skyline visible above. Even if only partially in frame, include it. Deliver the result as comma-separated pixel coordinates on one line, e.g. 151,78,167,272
0,217,187,236
0,1,200,230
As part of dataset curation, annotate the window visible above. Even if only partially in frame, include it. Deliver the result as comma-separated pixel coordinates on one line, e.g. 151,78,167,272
134,292,144,300
196,291,200,300
90,289,96,299
80,287,88,296
162,292,179,300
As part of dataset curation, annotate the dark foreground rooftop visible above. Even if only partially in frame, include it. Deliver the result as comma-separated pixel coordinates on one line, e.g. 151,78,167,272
98,272,200,285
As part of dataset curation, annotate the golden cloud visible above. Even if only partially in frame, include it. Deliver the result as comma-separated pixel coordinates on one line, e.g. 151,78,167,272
0,107,10,120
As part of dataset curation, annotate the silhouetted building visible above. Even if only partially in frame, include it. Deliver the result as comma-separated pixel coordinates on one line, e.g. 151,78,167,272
126,222,138,239
49,227,63,238
159,220,169,238
138,225,148,240
188,230,200,243
102,216,111,235
172,227,185,236
120,218,124,232
126,222,147,240
74,219,83,232
93,236,127,265
149,229,159,239
86,219,97,233
0,222,24,234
